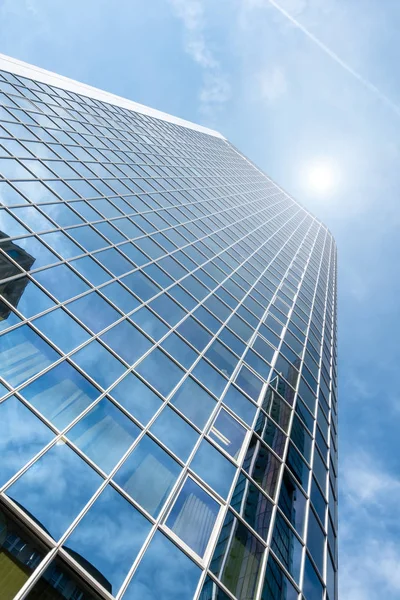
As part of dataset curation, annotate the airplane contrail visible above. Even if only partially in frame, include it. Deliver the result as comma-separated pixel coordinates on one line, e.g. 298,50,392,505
268,0,400,117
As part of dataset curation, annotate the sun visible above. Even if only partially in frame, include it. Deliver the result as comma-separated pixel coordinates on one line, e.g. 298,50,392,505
302,159,339,195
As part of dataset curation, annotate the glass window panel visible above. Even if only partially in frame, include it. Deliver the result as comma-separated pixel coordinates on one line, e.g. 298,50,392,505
303,554,323,600
235,365,263,401
70,280,118,324
2,235,58,269
21,361,100,429
160,332,198,369
122,270,160,301
150,405,198,461
149,293,186,326
114,435,181,517
135,348,184,398
313,447,327,493
311,477,326,524
210,511,264,599
0,181,29,206
254,415,286,458
68,398,140,473
170,376,216,428
307,508,325,575
243,435,281,499
95,247,133,276
1,276,54,318
209,408,246,459
192,359,227,397
24,556,101,600
261,554,298,600
100,280,139,313
40,230,82,259
34,308,90,353
12,206,53,232
278,469,307,538
287,443,310,490
231,472,273,540
205,340,238,377
64,485,151,594
0,505,47,600
123,530,200,600
0,324,58,386
70,255,110,285
223,384,257,425
109,372,162,426
130,306,169,341
199,577,231,600
0,209,29,236
7,443,101,540
34,263,89,301
101,320,152,365
41,202,84,226
0,298,21,330
271,512,302,583
72,339,126,389
166,477,219,556
176,316,212,352
190,439,236,499
0,395,53,486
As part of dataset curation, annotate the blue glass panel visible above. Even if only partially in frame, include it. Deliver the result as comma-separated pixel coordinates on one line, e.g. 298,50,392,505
68,398,140,473
101,320,152,365
130,307,168,341
231,472,273,539
170,377,216,428
150,405,198,461
205,340,238,377
64,485,151,594
0,395,53,486
303,555,323,600
160,332,198,369
191,440,236,498
166,477,219,556
34,308,90,353
306,508,325,575
0,299,20,330
271,512,302,583
3,277,54,317
110,372,162,426
135,348,183,397
123,530,200,600
278,469,307,537
70,256,110,286
0,209,29,236
235,365,263,401
192,359,227,397
21,361,100,429
100,281,139,314
95,247,133,275
114,435,181,517
7,443,101,540
72,340,126,389
41,231,82,259
223,384,257,425
199,577,231,600
0,325,58,386
68,292,120,333
12,206,53,232
122,270,160,301
34,264,89,301
261,554,298,600
209,408,246,459
41,202,84,226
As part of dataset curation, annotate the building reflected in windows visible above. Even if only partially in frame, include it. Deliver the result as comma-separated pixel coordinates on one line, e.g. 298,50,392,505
0,232,35,323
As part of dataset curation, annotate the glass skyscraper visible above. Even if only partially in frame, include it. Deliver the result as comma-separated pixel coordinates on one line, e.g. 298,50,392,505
0,55,337,600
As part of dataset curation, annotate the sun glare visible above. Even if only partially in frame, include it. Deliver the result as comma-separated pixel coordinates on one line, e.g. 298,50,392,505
302,159,339,195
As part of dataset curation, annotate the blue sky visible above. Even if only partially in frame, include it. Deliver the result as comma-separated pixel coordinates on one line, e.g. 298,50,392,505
1,0,400,597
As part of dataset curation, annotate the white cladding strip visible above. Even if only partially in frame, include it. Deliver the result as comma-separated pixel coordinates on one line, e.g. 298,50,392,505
0,53,224,139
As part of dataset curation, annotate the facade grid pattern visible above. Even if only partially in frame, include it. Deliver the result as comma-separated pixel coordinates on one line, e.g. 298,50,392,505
0,60,337,600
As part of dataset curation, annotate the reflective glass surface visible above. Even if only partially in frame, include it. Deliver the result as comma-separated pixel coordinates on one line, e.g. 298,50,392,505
0,63,337,600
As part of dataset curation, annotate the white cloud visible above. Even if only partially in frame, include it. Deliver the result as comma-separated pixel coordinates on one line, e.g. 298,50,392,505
258,65,288,103
168,0,230,119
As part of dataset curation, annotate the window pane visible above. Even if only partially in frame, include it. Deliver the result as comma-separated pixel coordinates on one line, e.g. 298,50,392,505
0,395,53,486
261,554,298,600
190,440,236,499
0,325,58,386
210,511,264,599
34,308,90,353
271,512,303,583
243,435,281,499
135,348,183,398
303,554,323,600
72,340,126,389
223,384,257,426
170,376,216,429
64,485,151,594
68,292,120,333
231,472,273,540
166,477,219,556
101,320,152,365
7,443,101,540
114,435,181,517
150,405,198,461
20,361,100,429
109,372,162,426
209,408,246,459
34,264,89,302
123,530,200,600
68,398,140,473
278,469,307,538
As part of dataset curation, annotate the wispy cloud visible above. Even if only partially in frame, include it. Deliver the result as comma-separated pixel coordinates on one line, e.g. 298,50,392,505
168,0,230,119
258,65,288,103
340,448,400,599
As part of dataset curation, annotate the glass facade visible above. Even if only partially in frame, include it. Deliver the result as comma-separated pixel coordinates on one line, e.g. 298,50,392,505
0,57,337,600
